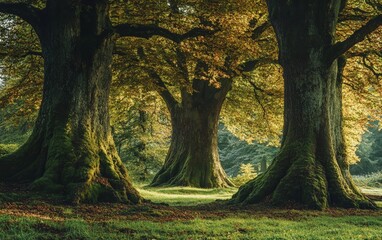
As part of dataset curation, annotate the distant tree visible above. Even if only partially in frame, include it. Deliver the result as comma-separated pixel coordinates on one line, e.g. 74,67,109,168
232,163,258,186
231,0,381,209
109,84,171,182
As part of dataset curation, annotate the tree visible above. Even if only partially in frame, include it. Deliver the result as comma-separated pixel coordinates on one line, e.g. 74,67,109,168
149,72,235,188
232,163,258,186
114,0,281,188
231,0,382,209
0,0,208,203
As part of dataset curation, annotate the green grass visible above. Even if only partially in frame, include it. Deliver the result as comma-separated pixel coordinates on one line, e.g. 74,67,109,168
1,186,382,239
138,185,382,207
1,214,382,240
138,185,237,206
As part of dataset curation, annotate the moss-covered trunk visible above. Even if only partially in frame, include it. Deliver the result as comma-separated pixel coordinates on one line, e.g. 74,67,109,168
0,0,141,204
231,0,375,209
150,78,234,188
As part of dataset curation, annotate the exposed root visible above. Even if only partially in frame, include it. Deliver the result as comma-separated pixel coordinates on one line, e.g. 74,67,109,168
230,142,376,210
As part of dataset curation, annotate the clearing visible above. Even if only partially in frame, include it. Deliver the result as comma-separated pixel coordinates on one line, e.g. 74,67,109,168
0,184,381,239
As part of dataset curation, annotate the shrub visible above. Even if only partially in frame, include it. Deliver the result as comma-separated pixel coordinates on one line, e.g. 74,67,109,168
353,171,382,188
232,163,257,186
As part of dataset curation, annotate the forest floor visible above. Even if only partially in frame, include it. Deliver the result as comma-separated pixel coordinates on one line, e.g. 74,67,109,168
0,183,382,239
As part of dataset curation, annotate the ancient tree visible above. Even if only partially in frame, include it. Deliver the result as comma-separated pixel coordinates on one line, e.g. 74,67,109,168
148,59,276,188
147,26,275,188
0,0,208,203
149,69,234,188
231,0,382,209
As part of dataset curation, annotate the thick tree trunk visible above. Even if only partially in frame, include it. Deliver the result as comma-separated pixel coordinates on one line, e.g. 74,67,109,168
0,0,141,204
231,0,375,209
150,78,234,188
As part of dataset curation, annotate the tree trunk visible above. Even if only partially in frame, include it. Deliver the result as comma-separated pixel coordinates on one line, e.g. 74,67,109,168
150,78,234,188
231,0,375,209
0,0,141,204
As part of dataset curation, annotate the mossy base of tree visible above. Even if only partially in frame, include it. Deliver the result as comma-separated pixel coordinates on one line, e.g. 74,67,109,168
230,142,376,210
0,0,142,205
149,128,235,188
0,130,142,204
150,156,234,188
150,111,234,188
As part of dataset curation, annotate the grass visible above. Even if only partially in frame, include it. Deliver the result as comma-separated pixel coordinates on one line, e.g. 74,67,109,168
1,184,382,239
1,214,382,240
138,184,382,207
138,185,237,206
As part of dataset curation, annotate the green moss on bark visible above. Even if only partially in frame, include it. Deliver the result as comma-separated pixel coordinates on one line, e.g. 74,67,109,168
230,141,375,210
151,78,234,188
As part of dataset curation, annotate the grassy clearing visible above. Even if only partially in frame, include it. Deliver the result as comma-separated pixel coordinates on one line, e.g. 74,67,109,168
138,185,237,206
1,214,382,240
1,184,382,239
138,185,382,207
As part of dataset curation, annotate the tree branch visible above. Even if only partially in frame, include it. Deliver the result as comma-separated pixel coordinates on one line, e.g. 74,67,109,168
338,14,370,23
328,14,382,62
362,55,382,78
251,21,271,40
0,2,42,35
114,23,215,43
345,49,381,58
238,58,278,73
0,50,42,58
247,79,269,122
147,70,178,111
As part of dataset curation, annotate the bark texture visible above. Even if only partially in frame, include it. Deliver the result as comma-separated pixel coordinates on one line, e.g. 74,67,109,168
231,0,375,209
0,0,141,204
150,78,234,188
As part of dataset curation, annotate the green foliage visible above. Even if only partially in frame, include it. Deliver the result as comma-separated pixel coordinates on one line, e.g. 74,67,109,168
109,85,171,183
231,163,257,186
218,124,278,177
353,171,382,188
1,214,382,240
351,122,382,175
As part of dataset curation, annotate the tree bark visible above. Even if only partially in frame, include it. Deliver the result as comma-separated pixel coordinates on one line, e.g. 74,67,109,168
231,0,376,209
0,0,141,204
150,78,234,188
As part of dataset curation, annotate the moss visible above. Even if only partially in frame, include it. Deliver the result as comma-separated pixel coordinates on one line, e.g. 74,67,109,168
230,139,376,210
151,99,233,189
151,149,234,188
32,178,64,194
0,126,142,204
0,144,19,157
